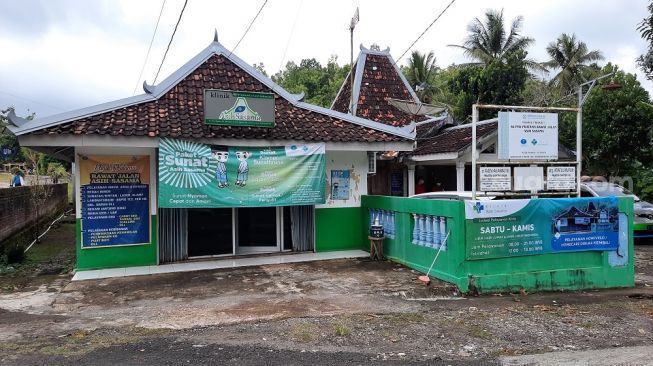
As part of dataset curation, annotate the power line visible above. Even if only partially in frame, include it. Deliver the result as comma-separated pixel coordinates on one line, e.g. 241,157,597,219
397,0,457,62
154,0,189,84
133,0,167,95
228,0,269,58
277,0,303,72
0,90,65,112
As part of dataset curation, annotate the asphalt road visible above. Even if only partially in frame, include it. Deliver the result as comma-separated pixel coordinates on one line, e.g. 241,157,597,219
2,338,497,366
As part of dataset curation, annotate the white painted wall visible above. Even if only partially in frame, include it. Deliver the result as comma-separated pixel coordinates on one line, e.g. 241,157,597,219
317,151,368,209
74,146,158,219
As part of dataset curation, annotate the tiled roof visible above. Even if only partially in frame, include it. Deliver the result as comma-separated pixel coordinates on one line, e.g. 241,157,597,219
17,41,412,144
411,121,498,156
331,47,426,127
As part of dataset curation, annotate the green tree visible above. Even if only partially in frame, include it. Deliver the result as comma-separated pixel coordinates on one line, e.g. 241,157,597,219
446,50,530,121
577,64,653,177
404,50,438,102
542,33,604,92
449,9,538,70
637,1,653,81
272,56,349,107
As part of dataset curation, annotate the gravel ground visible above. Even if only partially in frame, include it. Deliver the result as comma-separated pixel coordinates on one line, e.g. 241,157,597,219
0,223,652,365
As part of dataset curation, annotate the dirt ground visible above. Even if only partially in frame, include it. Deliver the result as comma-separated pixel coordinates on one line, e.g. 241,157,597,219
0,222,652,364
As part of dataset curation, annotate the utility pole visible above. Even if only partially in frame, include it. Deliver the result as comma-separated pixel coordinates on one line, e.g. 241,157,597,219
349,7,359,114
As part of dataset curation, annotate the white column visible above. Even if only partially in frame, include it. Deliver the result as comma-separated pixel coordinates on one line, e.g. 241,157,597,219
408,165,416,196
456,160,465,191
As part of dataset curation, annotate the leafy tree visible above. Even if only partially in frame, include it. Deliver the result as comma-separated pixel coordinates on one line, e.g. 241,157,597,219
272,56,349,107
47,162,68,184
449,9,539,70
252,63,268,77
578,64,653,177
542,33,604,92
637,1,653,81
404,50,438,102
445,50,529,121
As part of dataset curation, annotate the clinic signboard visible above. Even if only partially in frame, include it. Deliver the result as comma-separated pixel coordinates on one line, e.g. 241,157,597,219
498,112,558,160
464,197,620,260
204,89,275,128
158,138,325,208
479,167,511,191
80,156,150,248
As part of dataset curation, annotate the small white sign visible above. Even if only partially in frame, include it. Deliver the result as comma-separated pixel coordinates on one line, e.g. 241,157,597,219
547,166,576,190
514,166,544,191
498,112,558,160
479,167,512,191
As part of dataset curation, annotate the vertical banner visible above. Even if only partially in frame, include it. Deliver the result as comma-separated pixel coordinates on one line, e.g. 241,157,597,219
80,155,150,248
464,197,620,260
158,138,325,208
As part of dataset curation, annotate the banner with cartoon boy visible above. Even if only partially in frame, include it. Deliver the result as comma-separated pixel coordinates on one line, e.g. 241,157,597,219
158,138,326,208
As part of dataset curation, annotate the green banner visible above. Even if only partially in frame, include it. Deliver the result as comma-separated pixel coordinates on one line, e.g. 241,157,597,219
464,198,621,260
158,138,325,208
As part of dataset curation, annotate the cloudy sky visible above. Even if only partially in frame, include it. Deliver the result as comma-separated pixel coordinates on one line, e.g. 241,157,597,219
0,0,650,118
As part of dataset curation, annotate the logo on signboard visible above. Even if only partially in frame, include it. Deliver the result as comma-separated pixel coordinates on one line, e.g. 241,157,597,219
473,202,485,213
219,97,262,122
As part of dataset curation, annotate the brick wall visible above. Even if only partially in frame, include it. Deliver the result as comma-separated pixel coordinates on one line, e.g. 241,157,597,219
0,183,68,243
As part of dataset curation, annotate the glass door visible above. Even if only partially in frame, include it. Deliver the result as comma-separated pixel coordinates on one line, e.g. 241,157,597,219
236,207,280,254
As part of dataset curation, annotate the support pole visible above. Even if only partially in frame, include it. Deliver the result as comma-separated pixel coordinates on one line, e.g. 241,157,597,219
408,165,416,196
350,27,354,113
472,104,478,200
576,85,583,197
456,160,465,191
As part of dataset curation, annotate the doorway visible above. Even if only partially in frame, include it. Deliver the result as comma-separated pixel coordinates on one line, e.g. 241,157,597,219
188,208,233,257
236,207,279,254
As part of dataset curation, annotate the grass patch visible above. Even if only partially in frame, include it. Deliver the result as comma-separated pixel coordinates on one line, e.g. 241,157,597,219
466,324,493,339
334,323,351,337
382,312,428,325
290,323,319,343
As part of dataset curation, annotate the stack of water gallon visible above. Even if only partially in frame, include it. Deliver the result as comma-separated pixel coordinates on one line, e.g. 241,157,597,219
411,214,447,250
368,209,395,239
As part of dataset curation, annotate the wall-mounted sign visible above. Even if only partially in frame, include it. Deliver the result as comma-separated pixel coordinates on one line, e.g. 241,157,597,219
514,166,544,191
204,89,275,128
464,197,621,260
547,166,576,190
479,167,511,191
158,138,325,208
331,170,351,200
80,155,151,249
498,112,558,160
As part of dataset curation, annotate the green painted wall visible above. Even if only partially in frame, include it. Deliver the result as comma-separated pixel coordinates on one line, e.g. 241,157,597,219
315,207,366,252
76,216,158,270
362,195,635,294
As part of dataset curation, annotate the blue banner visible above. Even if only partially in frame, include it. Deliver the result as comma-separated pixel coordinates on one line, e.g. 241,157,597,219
81,184,150,248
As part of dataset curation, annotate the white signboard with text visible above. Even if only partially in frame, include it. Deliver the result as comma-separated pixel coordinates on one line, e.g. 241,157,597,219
547,166,576,190
498,112,558,160
479,167,512,191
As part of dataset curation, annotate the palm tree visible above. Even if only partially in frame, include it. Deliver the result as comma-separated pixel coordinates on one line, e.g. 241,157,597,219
450,9,535,66
405,51,437,102
542,33,604,92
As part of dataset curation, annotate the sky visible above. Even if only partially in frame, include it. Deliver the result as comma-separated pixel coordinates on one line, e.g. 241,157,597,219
0,0,651,118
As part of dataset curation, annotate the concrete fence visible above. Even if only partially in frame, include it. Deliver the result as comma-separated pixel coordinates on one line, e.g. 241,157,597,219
361,195,634,294
0,183,68,243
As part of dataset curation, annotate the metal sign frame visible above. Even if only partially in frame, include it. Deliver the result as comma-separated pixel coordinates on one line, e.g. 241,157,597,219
471,104,580,200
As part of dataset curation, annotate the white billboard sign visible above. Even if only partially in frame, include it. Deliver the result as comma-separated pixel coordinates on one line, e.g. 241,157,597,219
547,166,576,190
479,167,512,191
514,166,544,191
498,112,558,160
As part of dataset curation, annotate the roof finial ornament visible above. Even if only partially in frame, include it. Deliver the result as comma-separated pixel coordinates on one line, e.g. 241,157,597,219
143,80,155,94
213,29,219,43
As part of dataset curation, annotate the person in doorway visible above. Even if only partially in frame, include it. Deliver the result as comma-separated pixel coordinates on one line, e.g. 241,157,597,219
10,171,23,187
235,151,252,187
432,181,443,192
415,177,426,194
